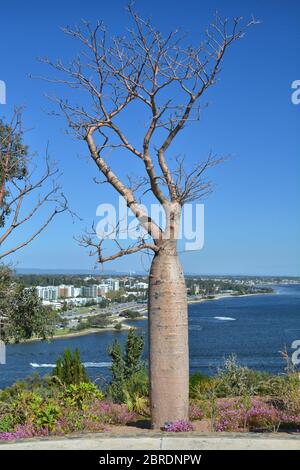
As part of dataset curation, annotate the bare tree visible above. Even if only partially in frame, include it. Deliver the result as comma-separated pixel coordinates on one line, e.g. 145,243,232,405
42,4,257,428
0,110,67,260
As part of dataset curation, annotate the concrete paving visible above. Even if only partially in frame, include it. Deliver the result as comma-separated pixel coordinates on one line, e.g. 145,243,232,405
1,433,300,450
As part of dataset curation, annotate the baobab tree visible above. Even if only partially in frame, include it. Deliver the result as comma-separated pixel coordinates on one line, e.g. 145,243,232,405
43,4,256,428
0,110,67,260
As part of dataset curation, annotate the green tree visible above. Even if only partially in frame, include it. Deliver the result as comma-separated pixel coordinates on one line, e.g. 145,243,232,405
0,115,27,226
120,309,143,319
107,339,126,403
108,329,145,403
87,313,110,328
0,266,58,343
52,347,89,386
124,329,144,379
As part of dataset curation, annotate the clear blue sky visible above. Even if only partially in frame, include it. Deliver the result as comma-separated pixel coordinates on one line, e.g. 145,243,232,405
0,0,299,276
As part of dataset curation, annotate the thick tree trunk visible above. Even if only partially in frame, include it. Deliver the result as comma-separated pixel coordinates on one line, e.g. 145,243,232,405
148,240,189,429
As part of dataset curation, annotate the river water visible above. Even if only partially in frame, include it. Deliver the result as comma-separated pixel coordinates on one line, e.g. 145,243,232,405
0,284,299,388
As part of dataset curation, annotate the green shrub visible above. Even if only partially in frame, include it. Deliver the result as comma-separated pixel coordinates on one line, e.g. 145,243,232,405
52,347,89,385
123,368,149,415
271,373,300,416
34,402,61,431
189,372,212,399
107,338,126,402
212,356,275,398
0,414,14,432
189,357,300,402
87,314,111,328
120,310,142,319
8,390,62,432
62,382,104,409
123,390,149,415
107,329,146,403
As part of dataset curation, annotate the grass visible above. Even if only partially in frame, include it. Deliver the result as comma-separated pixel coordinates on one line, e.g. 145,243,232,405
54,328,72,336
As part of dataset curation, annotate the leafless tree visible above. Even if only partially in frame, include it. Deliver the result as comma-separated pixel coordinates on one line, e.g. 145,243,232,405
41,3,257,428
0,109,67,260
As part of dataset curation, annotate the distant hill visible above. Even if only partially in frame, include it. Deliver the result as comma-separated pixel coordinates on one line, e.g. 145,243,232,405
15,268,147,275
14,268,300,280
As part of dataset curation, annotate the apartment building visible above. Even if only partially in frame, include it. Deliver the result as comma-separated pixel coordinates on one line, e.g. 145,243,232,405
36,286,59,301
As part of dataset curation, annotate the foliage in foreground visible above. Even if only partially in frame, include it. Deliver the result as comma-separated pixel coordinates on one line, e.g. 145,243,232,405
190,355,300,403
0,345,299,440
0,266,57,343
107,329,148,413
0,375,136,440
189,356,300,432
163,420,194,432
52,347,89,386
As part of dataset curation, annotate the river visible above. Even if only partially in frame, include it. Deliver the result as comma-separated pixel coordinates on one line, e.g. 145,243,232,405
0,284,299,388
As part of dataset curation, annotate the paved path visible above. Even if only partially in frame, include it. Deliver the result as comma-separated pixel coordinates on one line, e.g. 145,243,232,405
1,433,300,450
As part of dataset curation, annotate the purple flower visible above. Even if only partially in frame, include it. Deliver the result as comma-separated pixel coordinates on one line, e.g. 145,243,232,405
0,424,49,441
214,398,286,432
86,400,137,425
189,404,204,421
163,420,194,432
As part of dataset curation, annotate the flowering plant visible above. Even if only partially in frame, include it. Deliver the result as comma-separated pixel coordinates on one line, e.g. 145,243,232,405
163,420,194,432
189,403,204,421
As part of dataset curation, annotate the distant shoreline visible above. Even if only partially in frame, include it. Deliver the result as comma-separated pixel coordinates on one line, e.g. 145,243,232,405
14,291,274,344
187,290,275,304
22,315,147,344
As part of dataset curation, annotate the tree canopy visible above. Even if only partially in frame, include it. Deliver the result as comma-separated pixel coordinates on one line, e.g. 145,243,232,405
0,266,58,343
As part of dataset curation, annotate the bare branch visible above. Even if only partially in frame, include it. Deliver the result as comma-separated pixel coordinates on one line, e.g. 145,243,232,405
0,110,68,260
40,5,257,261
76,220,158,265
173,152,228,203
85,130,162,242
0,199,67,260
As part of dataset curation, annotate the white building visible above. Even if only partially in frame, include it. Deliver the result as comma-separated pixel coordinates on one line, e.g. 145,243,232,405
82,284,101,298
98,284,109,295
134,282,148,290
42,300,62,310
36,286,59,301
105,278,120,291
73,287,83,297
65,296,103,306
